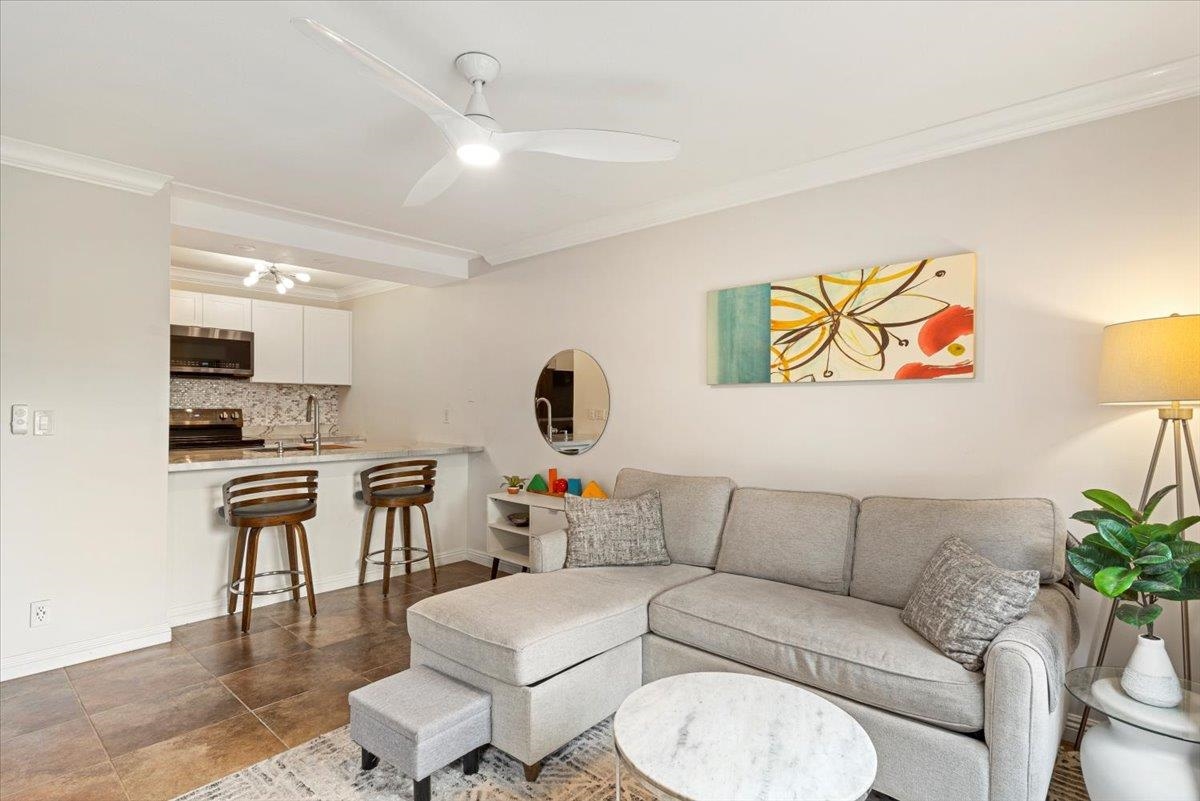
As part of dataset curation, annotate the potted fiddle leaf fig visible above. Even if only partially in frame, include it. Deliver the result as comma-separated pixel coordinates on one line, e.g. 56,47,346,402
1067,484,1200,707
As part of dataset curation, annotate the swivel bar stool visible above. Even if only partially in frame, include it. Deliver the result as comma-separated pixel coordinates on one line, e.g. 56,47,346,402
220,469,319,632
356,460,438,596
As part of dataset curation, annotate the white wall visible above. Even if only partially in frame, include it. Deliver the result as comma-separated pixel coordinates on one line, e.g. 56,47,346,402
344,98,1200,675
1,166,170,679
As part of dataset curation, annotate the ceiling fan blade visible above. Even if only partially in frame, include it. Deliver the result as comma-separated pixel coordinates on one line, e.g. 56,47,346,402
495,129,680,162
292,17,483,148
404,152,464,206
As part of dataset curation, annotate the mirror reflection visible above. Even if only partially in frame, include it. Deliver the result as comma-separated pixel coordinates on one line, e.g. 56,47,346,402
534,349,610,455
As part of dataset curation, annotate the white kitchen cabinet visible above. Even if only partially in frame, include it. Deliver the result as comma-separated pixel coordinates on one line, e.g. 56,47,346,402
302,307,353,385
250,300,304,384
169,290,203,327
201,294,252,331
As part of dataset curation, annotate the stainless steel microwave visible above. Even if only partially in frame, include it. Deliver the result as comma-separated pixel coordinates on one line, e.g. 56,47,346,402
170,326,254,378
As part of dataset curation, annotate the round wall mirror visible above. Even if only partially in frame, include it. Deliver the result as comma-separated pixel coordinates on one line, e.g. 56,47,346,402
534,349,610,455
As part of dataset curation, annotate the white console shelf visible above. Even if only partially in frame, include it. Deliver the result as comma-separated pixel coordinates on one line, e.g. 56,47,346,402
485,491,566,577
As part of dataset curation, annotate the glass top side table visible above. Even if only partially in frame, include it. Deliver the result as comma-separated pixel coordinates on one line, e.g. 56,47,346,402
1065,666,1199,801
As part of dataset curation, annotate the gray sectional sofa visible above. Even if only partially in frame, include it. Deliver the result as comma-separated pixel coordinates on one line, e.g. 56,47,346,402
407,468,1078,801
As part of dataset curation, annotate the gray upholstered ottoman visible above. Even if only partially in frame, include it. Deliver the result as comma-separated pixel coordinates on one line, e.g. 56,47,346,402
349,665,491,801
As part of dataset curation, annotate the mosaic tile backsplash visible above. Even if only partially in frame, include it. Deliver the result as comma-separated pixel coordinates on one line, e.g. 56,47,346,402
170,378,343,437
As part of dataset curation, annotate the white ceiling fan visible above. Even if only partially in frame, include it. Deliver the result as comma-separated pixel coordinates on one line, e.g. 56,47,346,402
292,18,680,206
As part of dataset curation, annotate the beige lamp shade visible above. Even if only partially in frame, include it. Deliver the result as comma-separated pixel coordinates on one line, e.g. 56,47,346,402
1098,313,1200,405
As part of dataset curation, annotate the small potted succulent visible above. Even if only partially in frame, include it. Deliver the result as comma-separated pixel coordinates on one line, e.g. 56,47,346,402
501,475,526,495
1067,484,1199,707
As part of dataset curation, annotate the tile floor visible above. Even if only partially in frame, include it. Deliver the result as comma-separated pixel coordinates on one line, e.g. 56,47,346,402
0,559,506,801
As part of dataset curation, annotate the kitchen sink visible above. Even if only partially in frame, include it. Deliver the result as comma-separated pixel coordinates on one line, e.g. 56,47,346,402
253,443,359,453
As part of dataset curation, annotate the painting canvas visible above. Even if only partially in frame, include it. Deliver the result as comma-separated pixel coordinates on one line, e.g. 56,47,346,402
706,253,976,385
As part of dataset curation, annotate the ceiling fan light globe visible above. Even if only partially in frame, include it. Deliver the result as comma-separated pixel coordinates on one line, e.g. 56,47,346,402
255,262,270,273
243,273,259,287
295,272,311,283
276,283,288,295
456,143,500,167
282,276,295,289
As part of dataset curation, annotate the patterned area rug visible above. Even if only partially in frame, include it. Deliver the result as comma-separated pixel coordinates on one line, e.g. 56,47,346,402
176,718,1089,800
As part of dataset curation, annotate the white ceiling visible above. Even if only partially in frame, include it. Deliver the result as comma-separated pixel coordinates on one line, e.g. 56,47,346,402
3,1,1198,264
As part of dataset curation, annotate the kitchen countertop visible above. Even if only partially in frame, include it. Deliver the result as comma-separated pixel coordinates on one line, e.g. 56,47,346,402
168,440,483,472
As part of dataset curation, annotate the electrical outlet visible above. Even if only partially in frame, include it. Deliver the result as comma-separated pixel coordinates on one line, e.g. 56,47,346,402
30,600,50,628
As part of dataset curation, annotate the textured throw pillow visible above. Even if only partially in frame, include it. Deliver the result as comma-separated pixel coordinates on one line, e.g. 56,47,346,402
564,491,671,568
901,537,1039,671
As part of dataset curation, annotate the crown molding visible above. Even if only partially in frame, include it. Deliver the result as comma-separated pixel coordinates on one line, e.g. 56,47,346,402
0,136,172,195
171,183,477,260
482,56,1200,265
169,265,400,303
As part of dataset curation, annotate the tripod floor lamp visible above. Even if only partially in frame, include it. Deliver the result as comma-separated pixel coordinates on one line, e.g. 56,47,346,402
1074,312,1199,748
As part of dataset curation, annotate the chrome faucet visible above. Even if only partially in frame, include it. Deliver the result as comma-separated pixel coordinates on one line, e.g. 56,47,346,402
305,395,322,455
535,396,553,440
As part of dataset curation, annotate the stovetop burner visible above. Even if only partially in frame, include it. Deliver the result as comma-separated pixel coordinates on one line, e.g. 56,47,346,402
169,407,264,451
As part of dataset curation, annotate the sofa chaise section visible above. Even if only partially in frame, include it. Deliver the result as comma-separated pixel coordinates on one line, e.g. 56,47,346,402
408,564,711,686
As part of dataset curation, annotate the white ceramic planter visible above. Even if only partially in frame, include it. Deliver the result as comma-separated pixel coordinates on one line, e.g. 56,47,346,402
1122,635,1183,707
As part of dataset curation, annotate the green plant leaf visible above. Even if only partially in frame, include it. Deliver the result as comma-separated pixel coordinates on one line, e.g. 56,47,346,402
1081,532,1130,557
1115,602,1163,628
1082,489,1140,523
1167,515,1200,537
1142,559,1187,576
1067,542,1127,584
1115,602,1163,629
1129,523,1174,548
1130,573,1183,593
1169,539,1200,566
1094,566,1141,597
1096,518,1137,559
1157,563,1200,602
1070,509,1127,527
1133,541,1172,565
1139,485,1177,519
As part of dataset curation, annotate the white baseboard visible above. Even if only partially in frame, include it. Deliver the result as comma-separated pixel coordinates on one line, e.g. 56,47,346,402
0,623,172,682
167,547,475,627
1062,711,1085,744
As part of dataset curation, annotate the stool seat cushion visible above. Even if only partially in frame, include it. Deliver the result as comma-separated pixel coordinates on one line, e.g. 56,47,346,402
223,500,315,520
356,487,431,501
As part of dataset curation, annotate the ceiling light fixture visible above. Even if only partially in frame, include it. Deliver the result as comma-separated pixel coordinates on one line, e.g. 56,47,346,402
244,262,308,294
456,143,500,167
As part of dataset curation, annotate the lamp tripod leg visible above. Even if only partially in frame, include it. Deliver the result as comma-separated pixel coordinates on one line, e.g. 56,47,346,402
1173,417,1197,683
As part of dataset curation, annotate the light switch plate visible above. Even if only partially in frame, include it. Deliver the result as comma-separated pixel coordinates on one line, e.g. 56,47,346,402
10,404,29,435
33,409,53,436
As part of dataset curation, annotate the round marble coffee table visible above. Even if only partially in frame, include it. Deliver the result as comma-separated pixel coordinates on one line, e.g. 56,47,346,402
613,672,877,801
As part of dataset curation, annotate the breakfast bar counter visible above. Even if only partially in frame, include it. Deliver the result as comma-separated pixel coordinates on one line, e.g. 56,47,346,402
167,441,483,626
169,441,483,471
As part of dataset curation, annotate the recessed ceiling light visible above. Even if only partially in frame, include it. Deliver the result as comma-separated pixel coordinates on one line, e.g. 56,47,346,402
233,244,257,252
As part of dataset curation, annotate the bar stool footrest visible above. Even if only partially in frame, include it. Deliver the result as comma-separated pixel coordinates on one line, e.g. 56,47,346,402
366,547,430,567
230,569,308,597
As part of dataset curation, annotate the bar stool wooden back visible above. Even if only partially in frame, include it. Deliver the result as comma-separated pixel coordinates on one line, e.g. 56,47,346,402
356,460,438,596
220,469,318,632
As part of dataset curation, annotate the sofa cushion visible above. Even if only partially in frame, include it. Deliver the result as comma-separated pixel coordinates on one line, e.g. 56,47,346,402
612,468,735,567
649,572,985,732
408,564,711,686
849,496,1066,609
716,488,858,593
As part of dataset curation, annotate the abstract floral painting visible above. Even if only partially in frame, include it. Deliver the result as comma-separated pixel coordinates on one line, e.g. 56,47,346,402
706,253,976,384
